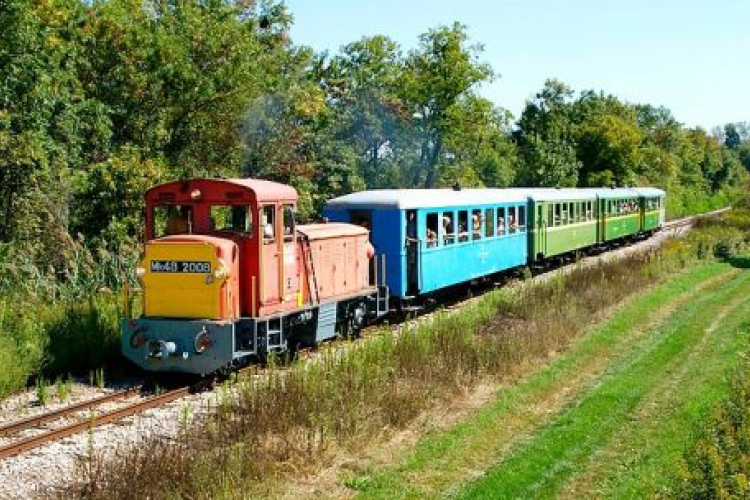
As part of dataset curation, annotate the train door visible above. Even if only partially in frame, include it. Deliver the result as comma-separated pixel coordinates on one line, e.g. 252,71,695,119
638,197,645,231
261,204,281,304
349,209,375,284
281,204,300,304
405,210,418,295
537,203,547,259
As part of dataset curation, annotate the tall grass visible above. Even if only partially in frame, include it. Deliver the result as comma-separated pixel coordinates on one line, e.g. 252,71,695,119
0,239,137,398
57,212,750,499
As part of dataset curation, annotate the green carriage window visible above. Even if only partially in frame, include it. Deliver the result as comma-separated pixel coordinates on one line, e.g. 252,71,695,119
554,204,561,226
547,205,553,228
485,208,495,237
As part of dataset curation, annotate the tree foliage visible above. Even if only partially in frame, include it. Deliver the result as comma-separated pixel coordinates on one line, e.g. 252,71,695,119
0,1,746,279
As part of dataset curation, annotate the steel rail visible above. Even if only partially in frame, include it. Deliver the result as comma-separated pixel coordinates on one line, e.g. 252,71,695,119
0,388,141,437
0,387,190,460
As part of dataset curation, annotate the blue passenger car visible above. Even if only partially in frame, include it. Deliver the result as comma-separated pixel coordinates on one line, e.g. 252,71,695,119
323,189,529,299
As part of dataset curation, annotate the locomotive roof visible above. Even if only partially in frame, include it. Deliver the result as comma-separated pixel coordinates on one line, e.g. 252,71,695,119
298,222,369,239
324,189,529,210
146,178,297,203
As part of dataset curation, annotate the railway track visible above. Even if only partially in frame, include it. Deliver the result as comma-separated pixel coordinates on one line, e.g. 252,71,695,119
0,386,189,460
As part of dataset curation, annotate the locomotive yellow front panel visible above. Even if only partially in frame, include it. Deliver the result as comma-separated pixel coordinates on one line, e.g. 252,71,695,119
141,242,227,319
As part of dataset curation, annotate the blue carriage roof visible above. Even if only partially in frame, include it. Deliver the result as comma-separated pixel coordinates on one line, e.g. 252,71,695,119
324,189,529,210
324,187,665,210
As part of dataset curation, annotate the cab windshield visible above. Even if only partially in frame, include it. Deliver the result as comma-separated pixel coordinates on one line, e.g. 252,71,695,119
153,205,193,237
210,205,253,236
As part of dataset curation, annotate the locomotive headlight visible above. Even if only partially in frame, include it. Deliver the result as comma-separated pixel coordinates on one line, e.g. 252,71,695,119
136,266,146,278
213,259,228,280
194,328,211,354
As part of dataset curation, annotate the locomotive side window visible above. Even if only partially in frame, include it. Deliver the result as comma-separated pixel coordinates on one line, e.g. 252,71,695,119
210,205,252,235
154,205,193,237
282,204,295,242
262,205,276,243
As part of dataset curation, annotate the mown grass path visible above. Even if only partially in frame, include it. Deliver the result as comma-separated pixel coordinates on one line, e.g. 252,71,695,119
348,262,750,499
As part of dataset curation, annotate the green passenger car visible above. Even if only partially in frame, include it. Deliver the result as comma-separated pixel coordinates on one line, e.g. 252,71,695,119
525,189,599,261
597,188,641,241
632,187,666,232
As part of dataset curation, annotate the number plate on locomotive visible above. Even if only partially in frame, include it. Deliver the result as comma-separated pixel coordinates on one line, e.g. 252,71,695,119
150,260,212,273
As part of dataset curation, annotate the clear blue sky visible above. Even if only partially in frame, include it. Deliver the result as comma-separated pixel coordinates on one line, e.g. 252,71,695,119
283,0,748,131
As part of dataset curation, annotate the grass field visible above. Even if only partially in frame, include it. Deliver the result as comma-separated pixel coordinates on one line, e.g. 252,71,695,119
341,260,750,499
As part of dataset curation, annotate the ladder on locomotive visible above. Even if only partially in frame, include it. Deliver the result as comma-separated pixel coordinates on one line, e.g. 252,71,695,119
299,232,321,306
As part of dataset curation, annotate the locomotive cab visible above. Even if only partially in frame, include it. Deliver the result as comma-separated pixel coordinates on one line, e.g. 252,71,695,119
141,179,300,319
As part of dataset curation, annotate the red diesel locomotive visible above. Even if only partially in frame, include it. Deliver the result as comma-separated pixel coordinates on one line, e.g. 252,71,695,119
122,178,388,375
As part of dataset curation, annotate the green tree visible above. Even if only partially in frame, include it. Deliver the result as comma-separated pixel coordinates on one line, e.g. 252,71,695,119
514,79,580,187
400,23,493,187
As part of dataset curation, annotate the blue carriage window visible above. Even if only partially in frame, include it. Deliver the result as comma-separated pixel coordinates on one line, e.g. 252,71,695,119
518,206,526,232
472,209,482,240
509,207,517,234
426,213,439,248
485,208,495,237
442,211,455,245
498,207,506,235
458,211,469,242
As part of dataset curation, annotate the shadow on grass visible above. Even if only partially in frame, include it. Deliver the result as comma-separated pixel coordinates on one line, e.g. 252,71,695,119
726,256,750,269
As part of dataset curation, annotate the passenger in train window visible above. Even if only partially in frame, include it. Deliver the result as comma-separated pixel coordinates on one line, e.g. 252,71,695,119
442,215,454,244
426,213,439,248
509,212,516,234
426,228,438,247
472,212,482,239
458,211,469,242
498,208,506,235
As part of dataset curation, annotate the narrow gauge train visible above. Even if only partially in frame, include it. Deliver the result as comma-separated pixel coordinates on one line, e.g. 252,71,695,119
121,179,664,376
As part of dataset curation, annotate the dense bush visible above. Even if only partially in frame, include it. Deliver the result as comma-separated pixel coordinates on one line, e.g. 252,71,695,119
676,357,750,499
